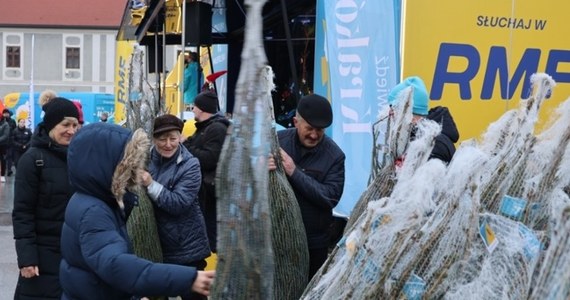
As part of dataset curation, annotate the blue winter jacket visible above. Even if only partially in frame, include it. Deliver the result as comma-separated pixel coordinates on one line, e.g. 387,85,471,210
60,123,196,299
147,145,210,264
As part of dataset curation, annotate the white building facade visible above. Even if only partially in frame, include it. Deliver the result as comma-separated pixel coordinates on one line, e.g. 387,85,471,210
0,28,118,98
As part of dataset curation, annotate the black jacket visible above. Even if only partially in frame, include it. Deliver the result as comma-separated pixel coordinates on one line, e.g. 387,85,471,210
12,126,33,153
6,117,16,131
278,128,345,249
183,114,230,251
426,106,459,163
184,114,230,184
0,119,10,147
12,123,74,299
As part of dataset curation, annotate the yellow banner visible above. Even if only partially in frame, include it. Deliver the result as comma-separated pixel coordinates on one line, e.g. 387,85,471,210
165,0,183,34
403,0,570,141
114,40,135,125
164,52,185,115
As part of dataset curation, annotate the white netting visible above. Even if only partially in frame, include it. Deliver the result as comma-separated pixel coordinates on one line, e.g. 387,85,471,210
302,73,570,299
443,213,538,299
126,44,159,132
530,189,570,299
345,86,415,231
213,0,274,299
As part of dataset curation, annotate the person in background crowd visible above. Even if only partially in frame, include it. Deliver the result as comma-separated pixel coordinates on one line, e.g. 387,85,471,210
140,114,211,300
387,76,459,164
60,123,215,299
100,112,109,122
72,101,84,128
35,89,58,135
11,118,33,169
38,89,57,107
0,111,12,183
12,98,80,299
3,109,16,130
184,52,201,110
268,94,346,280
2,109,16,176
183,92,230,252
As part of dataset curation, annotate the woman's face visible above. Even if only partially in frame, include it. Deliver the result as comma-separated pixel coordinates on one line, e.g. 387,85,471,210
18,119,26,128
154,130,181,158
48,117,79,146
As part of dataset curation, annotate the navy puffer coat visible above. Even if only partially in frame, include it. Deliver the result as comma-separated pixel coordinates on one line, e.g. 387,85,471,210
60,123,197,299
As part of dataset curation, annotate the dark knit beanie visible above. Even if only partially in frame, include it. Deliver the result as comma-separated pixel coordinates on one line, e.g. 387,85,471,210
43,97,80,132
296,94,333,128
153,114,184,137
194,91,219,114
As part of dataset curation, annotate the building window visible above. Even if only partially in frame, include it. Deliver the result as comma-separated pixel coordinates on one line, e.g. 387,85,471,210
6,46,20,68
66,47,80,69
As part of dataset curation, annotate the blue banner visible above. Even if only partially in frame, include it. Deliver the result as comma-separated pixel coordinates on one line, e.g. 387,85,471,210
314,0,401,217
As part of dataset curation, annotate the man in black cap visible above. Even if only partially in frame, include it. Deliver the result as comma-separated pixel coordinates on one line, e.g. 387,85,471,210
183,91,230,252
269,93,345,280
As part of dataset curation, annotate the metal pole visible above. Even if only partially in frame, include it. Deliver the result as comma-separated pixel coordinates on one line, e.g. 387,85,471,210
161,22,167,107
181,0,188,115
207,46,219,100
197,45,202,97
280,0,299,105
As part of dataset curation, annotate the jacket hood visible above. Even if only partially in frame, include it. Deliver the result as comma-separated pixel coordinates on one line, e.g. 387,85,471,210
427,106,460,143
196,113,230,129
68,123,150,208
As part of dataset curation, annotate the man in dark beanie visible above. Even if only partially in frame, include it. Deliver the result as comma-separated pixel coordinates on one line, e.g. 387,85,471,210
193,91,219,114
12,96,79,299
183,91,230,252
268,93,345,280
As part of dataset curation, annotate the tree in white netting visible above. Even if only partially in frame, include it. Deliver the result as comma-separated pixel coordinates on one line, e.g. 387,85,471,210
345,86,415,232
213,0,275,299
301,73,570,299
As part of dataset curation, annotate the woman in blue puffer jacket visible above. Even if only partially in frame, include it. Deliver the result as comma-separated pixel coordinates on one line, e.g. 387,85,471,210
59,123,214,299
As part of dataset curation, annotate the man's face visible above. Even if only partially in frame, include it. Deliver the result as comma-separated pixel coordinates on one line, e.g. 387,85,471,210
294,116,325,148
3,112,9,119
192,105,201,121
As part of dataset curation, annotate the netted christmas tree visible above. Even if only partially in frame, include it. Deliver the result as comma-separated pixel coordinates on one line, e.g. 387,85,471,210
302,73,570,299
212,0,275,299
123,44,163,265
